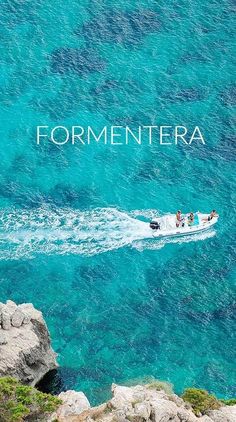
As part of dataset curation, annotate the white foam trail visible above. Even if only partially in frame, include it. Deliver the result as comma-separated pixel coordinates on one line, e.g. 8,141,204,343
0,208,216,260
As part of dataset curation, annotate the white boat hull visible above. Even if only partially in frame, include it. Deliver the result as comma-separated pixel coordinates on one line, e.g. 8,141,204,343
150,213,218,238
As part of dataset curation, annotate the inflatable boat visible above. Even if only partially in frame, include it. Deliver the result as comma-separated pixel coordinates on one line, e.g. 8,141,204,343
149,212,219,238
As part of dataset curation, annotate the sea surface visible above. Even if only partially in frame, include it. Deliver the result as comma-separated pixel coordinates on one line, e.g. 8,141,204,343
0,0,236,405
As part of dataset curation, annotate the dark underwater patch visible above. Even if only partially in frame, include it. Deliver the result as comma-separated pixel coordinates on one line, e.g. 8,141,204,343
220,86,236,106
51,47,106,75
33,138,68,166
0,181,48,208
50,184,80,207
91,79,119,95
229,0,236,9
185,301,236,325
184,309,212,325
76,9,160,47
10,154,34,175
134,161,160,182
76,186,101,208
180,133,236,163
212,302,236,321
0,0,42,27
213,135,236,162
1,177,100,210
48,184,101,209
181,52,211,64
159,88,206,104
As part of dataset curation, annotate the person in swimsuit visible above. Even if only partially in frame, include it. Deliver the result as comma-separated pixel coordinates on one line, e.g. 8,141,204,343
176,210,184,227
188,212,194,225
208,210,218,221
203,210,218,222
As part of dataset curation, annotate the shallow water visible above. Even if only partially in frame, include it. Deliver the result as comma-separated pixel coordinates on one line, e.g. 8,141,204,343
0,0,235,405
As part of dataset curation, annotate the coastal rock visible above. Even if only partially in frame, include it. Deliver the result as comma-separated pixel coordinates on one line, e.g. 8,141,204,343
6,300,18,313
0,301,234,422
50,390,91,421
11,308,25,327
18,303,33,324
0,300,58,385
208,405,236,422
110,384,199,422
49,384,236,422
134,401,151,419
1,308,11,330
0,332,7,345
151,398,189,421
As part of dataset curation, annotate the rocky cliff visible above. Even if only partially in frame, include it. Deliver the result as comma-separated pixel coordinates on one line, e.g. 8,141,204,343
0,300,58,385
1,301,235,422
51,384,236,422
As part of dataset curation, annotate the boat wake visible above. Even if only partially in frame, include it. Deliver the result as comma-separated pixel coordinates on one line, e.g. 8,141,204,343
0,208,216,260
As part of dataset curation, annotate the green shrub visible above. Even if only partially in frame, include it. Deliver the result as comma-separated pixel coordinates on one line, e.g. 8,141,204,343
221,398,236,406
182,388,221,415
0,377,62,422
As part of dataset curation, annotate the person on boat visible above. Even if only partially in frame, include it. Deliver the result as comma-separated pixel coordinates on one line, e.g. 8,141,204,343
188,212,194,225
176,210,184,227
208,210,218,221
203,210,218,222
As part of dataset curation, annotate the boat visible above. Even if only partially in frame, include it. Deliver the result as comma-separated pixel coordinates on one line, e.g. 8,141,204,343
149,212,219,238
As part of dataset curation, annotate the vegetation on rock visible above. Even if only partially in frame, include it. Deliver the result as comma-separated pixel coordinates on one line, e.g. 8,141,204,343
221,398,236,406
0,377,62,422
182,387,221,415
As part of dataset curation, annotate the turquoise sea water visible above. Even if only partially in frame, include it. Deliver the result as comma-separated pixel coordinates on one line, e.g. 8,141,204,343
0,0,236,405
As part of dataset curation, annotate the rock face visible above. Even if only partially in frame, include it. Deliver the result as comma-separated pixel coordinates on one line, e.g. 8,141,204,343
208,405,236,422
0,300,58,386
1,301,235,421
50,383,236,422
49,391,91,421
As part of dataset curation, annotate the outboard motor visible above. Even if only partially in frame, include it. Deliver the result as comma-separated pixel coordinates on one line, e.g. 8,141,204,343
150,221,160,230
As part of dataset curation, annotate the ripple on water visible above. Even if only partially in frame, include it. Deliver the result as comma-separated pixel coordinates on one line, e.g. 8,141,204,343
220,85,236,106
50,48,106,76
76,8,160,47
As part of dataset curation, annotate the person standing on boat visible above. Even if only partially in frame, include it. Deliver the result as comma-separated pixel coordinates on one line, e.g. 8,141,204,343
176,210,184,227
